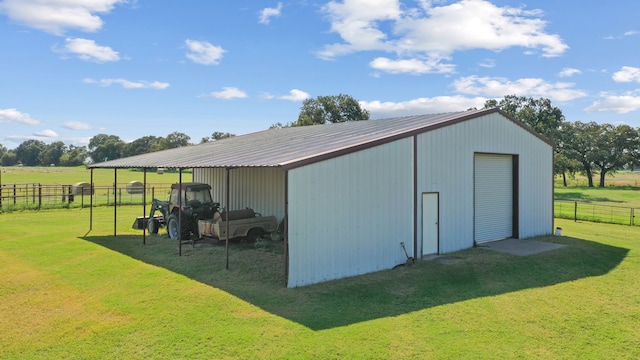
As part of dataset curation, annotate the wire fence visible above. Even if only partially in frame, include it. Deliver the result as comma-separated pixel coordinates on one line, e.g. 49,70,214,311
555,200,637,226
0,183,173,211
3,184,638,228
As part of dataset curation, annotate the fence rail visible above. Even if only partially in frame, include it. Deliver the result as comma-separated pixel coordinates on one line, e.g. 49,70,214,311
555,200,637,226
0,183,173,211
3,185,638,228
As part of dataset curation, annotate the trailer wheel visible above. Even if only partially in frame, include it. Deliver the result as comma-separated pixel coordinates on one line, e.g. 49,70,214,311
246,228,264,243
147,218,159,234
167,214,190,240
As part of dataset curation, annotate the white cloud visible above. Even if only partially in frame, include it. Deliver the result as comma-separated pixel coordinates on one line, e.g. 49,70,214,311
83,78,170,89
62,120,92,130
0,108,41,125
605,30,640,40
319,0,567,73
478,58,496,68
185,39,225,65
452,75,587,102
278,89,310,101
259,3,283,24
585,91,640,114
209,87,248,99
369,57,455,74
34,129,58,138
612,66,640,83
61,37,120,62
0,0,125,35
361,95,488,118
559,67,581,77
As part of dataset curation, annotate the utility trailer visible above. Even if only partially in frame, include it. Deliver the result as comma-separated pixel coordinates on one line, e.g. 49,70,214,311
198,208,278,242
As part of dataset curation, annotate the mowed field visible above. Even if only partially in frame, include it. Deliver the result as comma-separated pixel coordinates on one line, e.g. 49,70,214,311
1,206,639,358
0,166,186,186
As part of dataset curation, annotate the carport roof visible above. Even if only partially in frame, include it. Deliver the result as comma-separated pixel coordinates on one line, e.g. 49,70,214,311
87,108,552,170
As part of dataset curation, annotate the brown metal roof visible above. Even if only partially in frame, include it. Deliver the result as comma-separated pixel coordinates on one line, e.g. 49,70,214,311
87,108,552,170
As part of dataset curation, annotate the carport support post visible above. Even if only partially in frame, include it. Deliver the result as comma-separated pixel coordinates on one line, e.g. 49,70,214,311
225,167,230,270
89,169,94,232
179,169,183,256
113,168,117,237
143,168,147,245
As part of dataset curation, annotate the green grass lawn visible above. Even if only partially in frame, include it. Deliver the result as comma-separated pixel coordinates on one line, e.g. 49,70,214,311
0,165,186,186
555,186,640,208
554,186,640,225
1,206,639,359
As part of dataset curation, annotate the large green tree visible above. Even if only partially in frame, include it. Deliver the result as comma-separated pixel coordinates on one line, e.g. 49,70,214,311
59,145,88,166
591,124,639,187
560,121,601,187
122,136,163,157
0,144,16,166
295,94,370,126
88,134,125,163
164,131,191,149
200,132,235,143
15,139,45,166
554,152,582,187
40,141,67,166
1,150,17,166
483,95,564,143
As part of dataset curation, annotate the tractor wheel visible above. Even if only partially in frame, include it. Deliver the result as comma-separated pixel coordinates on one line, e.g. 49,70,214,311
147,218,159,234
167,214,190,240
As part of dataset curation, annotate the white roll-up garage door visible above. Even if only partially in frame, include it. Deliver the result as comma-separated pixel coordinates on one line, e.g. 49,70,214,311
474,154,513,243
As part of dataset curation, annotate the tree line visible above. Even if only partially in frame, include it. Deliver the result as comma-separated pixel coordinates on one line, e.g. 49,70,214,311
2,94,638,188
0,131,236,167
480,95,640,188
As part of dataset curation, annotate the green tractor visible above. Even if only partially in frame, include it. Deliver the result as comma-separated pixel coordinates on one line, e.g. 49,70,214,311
147,182,218,240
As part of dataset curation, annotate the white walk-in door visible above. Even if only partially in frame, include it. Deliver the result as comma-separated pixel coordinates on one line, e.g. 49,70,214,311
422,192,439,255
474,154,513,243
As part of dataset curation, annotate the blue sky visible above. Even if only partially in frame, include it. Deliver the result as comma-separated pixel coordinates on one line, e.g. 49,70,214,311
1,0,639,149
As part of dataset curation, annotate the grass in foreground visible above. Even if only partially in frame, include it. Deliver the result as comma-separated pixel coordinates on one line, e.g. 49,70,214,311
1,207,639,359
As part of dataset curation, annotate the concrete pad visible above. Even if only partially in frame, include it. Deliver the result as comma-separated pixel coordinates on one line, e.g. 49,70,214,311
478,238,566,256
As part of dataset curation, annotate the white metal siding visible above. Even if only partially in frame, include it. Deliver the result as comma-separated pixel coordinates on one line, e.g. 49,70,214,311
193,167,285,222
474,154,512,242
415,112,553,254
287,139,413,287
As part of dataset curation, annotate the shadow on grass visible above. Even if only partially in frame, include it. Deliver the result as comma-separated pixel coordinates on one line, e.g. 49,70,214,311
82,234,628,331
554,192,625,203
